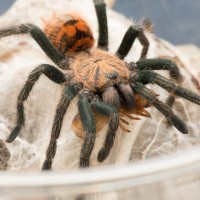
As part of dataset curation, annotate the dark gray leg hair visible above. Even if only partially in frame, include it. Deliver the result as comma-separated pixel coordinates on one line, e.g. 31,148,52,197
78,90,96,167
133,70,200,105
0,24,68,68
91,101,119,162
6,64,70,143
131,82,188,134
128,58,184,126
42,83,81,170
93,0,108,50
116,26,149,60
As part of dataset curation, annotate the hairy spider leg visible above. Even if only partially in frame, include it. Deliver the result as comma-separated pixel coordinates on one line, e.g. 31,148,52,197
131,58,183,83
0,24,68,68
78,91,96,167
134,70,200,105
116,26,149,60
6,64,69,143
94,0,108,50
131,82,188,134
91,101,119,162
129,58,184,126
42,83,81,170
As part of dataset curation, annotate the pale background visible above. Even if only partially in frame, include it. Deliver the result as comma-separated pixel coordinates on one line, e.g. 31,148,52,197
0,0,199,46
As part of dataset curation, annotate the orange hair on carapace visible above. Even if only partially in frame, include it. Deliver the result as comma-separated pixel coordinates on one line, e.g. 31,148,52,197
43,14,94,55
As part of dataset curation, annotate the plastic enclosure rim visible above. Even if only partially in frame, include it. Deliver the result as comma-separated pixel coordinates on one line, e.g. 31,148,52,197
1,146,200,196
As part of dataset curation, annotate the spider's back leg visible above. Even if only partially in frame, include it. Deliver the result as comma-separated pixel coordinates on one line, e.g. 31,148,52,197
116,22,150,60
94,0,108,50
0,24,68,69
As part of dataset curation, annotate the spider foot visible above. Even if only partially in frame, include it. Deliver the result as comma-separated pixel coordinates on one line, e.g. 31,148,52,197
6,126,21,143
42,160,52,170
79,158,89,168
97,149,108,162
0,139,10,170
168,116,188,134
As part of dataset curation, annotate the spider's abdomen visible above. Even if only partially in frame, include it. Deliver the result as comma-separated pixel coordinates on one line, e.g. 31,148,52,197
71,49,130,92
43,14,94,54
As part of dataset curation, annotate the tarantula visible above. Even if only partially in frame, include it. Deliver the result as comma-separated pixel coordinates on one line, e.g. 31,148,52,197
1,0,200,169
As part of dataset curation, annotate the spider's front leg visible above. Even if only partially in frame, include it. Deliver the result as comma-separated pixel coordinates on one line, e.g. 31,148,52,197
134,70,200,105
78,89,96,168
129,58,183,83
6,64,70,143
131,82,188,134
91,101,119,162
128,58,183,112
42,83,81,170
0,24,68,68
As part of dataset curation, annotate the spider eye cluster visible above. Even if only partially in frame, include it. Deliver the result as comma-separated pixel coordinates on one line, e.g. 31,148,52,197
108,72,118,79
44,15,94,55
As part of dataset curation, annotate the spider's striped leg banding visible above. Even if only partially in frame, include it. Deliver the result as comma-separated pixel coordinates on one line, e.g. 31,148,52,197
78,91,96,168
131,82,188,134
0,24,68,69
42,83,81,170
6,64,70,143
116,25,149,60
94,0,108,50
91,102,119,162
134,70,200,105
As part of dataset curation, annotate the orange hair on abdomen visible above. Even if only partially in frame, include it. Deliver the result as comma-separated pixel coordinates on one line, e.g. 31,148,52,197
43,14,94,54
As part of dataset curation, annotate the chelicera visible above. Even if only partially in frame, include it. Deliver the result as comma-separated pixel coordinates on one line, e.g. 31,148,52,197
1,0,200,169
